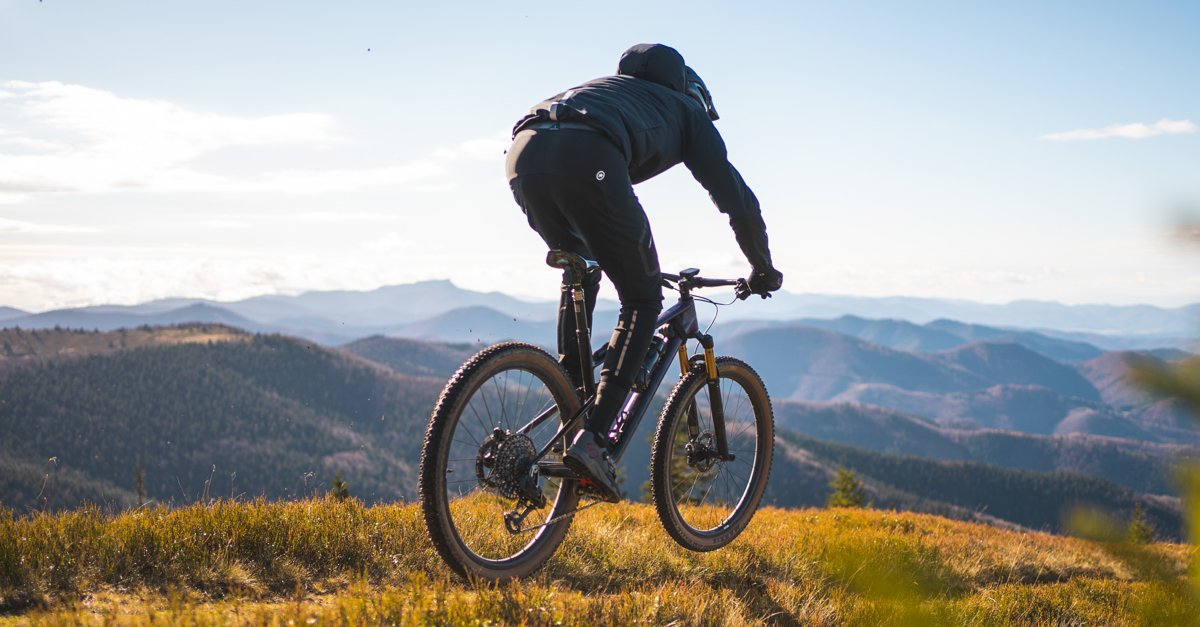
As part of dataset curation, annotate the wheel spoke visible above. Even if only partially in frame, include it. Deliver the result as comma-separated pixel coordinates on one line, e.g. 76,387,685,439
421,344,582,578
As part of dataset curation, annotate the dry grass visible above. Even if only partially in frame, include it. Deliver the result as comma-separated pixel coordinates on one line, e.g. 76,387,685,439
2,497,1196,625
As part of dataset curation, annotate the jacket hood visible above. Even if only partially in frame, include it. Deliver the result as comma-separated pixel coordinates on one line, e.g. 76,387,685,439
617,43,687,92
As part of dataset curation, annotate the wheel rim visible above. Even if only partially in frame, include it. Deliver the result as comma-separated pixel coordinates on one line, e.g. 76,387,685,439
440,362,575,563
665,374,762,534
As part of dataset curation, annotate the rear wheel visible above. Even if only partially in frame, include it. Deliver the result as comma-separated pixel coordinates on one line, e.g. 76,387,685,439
651,356,774,551
419,342,581,580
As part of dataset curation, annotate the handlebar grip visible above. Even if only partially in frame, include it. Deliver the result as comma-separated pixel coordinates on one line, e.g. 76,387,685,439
694,277,740,288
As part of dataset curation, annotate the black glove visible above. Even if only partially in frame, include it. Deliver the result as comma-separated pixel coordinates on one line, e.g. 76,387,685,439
747,267,783,298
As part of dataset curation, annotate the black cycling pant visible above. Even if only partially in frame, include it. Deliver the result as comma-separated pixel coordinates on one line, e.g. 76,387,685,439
507,128,663,436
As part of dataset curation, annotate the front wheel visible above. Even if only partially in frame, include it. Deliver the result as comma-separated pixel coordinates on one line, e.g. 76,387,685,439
419,342,582,580
651,356,774,551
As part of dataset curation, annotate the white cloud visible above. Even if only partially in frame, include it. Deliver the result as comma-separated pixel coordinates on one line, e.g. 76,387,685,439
293,211,393,223
1043,118,1197,141
0,241,466,311
0,81,504,203
0,217,100,234
180,219,255,230
432,131,510,161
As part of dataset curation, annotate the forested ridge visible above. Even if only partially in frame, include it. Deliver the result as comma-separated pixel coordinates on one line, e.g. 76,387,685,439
778,431,1183,538
0,331,441,510
775,399,1194,495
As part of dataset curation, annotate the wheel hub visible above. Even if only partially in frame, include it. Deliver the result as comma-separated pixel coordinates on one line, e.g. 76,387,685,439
685,431,718,472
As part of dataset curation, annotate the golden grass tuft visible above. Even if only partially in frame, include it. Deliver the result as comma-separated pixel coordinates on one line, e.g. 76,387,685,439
1,498,1196,624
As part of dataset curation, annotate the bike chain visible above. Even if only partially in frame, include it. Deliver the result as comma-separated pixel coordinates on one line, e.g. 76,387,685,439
511,498,604,535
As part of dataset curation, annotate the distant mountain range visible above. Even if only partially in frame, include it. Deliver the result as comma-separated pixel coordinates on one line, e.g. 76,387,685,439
3,281,1197,349
745,292,1200,340
1,325,1189,539
0,306,27,323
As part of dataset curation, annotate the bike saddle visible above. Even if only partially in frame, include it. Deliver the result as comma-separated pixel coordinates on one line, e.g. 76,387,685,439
546,250,601,276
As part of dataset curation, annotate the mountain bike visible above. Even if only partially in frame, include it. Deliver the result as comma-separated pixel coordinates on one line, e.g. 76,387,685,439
419,250,774,581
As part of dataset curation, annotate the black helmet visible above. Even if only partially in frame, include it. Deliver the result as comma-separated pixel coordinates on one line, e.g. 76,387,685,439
684,65,719,121
617,44,720,121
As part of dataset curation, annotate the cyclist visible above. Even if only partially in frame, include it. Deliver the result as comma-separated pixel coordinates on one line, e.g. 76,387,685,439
505,43,782,502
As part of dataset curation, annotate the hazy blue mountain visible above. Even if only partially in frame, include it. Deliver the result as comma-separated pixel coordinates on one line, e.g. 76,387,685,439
1,282,607,345
1053,407,1160,441
223,281,562,327
1145,348,1196,361
391,306,556,346
737,293,1199,344
5,282,1196,348
926,319,1103,363
0,307,28,323
937,341,1101,401
1136,398,1200,433
777,315,965,352
341,336,477,378
774,398,960,457
833,383,1088,434
1077,351,1165,408
81,298,208,315
5,303,262,333
1013,327,1195,353
720,323,1200,444
720,325,989,400
773,399,1195,495
721,325,1103,405
715,315,1104,363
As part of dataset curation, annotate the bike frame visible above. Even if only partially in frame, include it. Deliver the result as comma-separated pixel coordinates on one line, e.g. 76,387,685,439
518,253,739,476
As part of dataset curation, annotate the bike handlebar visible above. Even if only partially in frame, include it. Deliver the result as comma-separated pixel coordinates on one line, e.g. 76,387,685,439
660,272,739,288
661,271,763,300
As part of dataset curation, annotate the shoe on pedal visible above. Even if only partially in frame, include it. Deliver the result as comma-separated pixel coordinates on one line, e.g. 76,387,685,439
563,430,621,503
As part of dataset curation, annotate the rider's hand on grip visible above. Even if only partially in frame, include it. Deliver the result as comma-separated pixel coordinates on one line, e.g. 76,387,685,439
746,267,783,299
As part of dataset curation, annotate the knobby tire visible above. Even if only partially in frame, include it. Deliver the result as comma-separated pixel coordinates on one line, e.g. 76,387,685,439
650,356,774,551
419,342,581,581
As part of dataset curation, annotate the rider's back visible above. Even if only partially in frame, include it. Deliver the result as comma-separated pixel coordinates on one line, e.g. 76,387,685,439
513,74,712,184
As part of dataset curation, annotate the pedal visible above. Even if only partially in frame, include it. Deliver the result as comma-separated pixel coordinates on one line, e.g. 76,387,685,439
576,477,621,502
576,478,603,499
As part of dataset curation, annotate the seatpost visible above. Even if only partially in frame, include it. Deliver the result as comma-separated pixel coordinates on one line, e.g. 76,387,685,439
564,267,596,399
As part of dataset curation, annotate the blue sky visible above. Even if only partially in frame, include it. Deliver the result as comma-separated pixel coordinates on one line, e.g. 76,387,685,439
2,0,1198,311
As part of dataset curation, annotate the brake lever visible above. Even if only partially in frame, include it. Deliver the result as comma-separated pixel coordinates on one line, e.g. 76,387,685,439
736,278,773,300
735,278,752,301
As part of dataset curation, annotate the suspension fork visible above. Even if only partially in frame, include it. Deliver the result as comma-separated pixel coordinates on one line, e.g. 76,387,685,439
697,334,731,461
677,341,702,441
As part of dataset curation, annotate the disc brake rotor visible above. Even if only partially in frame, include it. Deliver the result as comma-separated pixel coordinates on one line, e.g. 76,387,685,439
686,431,718,473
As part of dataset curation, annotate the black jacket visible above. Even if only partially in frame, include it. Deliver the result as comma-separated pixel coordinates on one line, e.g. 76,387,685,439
511,45,773,271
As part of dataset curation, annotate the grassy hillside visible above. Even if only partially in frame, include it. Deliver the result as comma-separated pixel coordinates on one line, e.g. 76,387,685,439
1,499,1194,624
